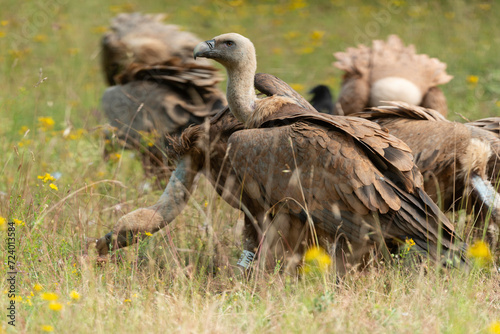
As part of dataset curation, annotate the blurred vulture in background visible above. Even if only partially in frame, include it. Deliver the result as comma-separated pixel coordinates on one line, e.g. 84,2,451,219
355,103,500,249
308,85,336,115
100,13,226,180
334,35,452,117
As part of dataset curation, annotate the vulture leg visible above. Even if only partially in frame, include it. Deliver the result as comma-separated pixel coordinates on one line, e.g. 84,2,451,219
96,157,200,256
470,175,500,250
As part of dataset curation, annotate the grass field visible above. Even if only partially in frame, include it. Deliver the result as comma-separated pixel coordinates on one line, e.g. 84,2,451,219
1,0,500,333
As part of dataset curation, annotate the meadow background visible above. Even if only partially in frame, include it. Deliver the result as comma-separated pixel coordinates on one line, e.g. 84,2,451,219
1,0,500,333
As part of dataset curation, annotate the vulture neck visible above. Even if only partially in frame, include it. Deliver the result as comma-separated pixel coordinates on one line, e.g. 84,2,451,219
225,58,257,125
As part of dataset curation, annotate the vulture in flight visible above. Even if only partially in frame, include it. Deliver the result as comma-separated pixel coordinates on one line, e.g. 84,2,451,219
354,103,500,249
334,35,453,117
100,13,226,179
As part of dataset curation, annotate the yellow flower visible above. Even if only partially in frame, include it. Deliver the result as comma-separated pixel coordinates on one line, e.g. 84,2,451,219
467,240,493,266
124,299,131,303
466,75,479,84
489,321,500,334
0,31,5,38
144,232,152,237
67,48,80,56
13,219,24,226
272,47,283,55
38,173,55,183
289,0,308,10
41,325,54,332
110,153,122,162
18,125,29,135
91,26,108,34
310,30,325,41
0,20,9,26
294,46,314,55
0,216,6,231
479,3,491,11
48,301,62,311
41,292,58,301
405,237,415,250
284,31,300,41
49,183,58,191
109,3,135,13
33,34,48,43
69,290,80,300
290,83,305,92
444,12,455,20
34,283,43,291
496,101,500,108
303,246,332,274
38,116,55,131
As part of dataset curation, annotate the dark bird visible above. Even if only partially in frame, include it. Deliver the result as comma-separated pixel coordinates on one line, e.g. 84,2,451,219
100,13,226,180
308,85,336,115
191,33,464,268
334,35,452,117
355,102,500,249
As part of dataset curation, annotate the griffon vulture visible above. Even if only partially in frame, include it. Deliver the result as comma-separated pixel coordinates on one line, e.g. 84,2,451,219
190,33,465,267
100,13,226,179
334,35,452,116
96,77,320,271
354,103,500,248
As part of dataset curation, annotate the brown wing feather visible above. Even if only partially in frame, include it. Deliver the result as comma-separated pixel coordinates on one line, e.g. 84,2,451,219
256,103,419,193
227,122,459,259
254,73,316,112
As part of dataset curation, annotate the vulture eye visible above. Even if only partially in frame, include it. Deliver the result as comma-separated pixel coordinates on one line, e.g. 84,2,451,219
225,41,234,47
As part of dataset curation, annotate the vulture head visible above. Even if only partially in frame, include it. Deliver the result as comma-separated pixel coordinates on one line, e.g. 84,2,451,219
193,33,256,70
194,33,259,125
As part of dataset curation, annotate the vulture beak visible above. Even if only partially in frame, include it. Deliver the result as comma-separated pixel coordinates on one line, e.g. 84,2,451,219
194,39,216,60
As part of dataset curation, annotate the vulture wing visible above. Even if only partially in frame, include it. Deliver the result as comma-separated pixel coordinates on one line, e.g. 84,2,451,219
467,117,500,135
102,12,212,85
254,73,317,112
227,116,459,260
228,75,462,260
353,102,465,177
